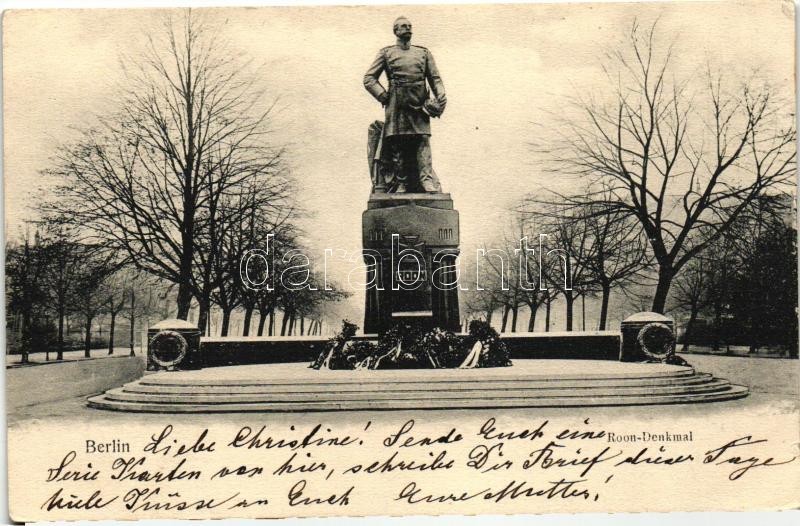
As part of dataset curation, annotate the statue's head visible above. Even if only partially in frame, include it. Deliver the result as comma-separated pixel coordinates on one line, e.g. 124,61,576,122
393,17,412,41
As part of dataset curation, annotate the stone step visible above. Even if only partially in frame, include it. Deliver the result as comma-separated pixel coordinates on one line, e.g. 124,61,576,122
86,360,749,413
103,379,732,405
137,364,697,387
120,375,723,397
124,372,715,395
87,384,750,413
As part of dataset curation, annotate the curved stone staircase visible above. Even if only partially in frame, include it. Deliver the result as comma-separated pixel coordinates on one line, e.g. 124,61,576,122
87,360,748,413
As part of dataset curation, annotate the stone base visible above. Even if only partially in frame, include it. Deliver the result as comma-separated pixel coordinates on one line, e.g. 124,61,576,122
87,360,748,413
197,331,622,366
362,192,461,333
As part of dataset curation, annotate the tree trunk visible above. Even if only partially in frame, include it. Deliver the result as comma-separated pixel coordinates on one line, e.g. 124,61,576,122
300,316,305,336
243,307,254,337
510,306,518,333
20,312,30,364
176,197,195,320
565,291,574,331
108,311,116,354
527,304,537,332
682,307,699,353
486,308,493,326
197,297,210,337
280,309,289,336
713,301,723,352
545,295,551,332
581,294,586,331
57,306,65,361
84,315,93,358
288,313,296,335
748,311,760,354
500,305,510,333
598,283,611,331
220,308,232,337
257,309,267,336
129,289,136,357
651,266,674,314
269,307,275,336
176,281,193,320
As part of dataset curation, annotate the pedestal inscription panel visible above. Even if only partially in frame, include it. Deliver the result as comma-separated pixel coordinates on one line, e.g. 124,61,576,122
362,193,460,334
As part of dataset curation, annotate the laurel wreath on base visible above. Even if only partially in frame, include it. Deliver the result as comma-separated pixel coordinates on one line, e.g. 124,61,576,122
637,322,676,360
148,330,189,368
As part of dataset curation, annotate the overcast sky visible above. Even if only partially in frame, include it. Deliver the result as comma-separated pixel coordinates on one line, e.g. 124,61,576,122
3,1,794,326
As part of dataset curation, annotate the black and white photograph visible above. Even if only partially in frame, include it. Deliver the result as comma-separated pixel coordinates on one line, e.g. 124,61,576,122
3,0,799,521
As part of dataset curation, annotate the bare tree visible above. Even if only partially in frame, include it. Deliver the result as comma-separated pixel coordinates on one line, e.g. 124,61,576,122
6,230,49,364
38,223,85,360
103,269,138,355
277,272,348,336
123,274,169,356
71,250,120,358
474,243,522,332
43,11,289,321
669,254,713,352
239,228,299,336
296,281,349,336
547,212,598,331
461,286,502,328
521,205,599,331
538,21,795,312
562,202,648,329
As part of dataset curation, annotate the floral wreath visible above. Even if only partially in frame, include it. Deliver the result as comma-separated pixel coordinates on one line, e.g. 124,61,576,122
637,322,676,360
148,330,188,368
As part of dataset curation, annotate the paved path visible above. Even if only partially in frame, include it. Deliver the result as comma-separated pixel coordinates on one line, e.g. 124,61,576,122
6,347,141,368
679,344,794,358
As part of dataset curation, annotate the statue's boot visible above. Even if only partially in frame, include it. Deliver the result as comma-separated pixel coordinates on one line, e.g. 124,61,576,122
421,180,440,193
417,137,442,193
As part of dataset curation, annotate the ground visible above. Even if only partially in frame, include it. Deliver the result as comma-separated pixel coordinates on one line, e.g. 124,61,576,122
7,353,799,519
6,347,139,368
680,344,795,359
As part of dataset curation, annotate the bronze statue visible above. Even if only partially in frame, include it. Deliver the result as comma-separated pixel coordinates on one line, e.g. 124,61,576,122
364,17,447,193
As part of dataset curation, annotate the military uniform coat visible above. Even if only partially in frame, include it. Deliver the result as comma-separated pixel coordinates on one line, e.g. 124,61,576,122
363,43,445,138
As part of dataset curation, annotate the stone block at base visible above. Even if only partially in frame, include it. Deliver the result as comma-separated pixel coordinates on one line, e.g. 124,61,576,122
87,359,748,413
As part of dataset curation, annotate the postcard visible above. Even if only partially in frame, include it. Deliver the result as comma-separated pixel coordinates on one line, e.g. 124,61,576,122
4,1,798,521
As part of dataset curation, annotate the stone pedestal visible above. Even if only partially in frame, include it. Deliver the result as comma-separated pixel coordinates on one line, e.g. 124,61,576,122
147,319,202,371
619,312,675,362
362,193,460,334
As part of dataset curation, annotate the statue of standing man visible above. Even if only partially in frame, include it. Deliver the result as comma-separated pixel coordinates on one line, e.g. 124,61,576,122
364,17,447,193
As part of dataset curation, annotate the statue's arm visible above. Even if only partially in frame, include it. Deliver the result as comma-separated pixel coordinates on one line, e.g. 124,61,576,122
363,50,389,104
426,49,446,103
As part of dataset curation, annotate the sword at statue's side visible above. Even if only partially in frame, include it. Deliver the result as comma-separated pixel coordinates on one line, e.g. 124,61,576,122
367,120,387,192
